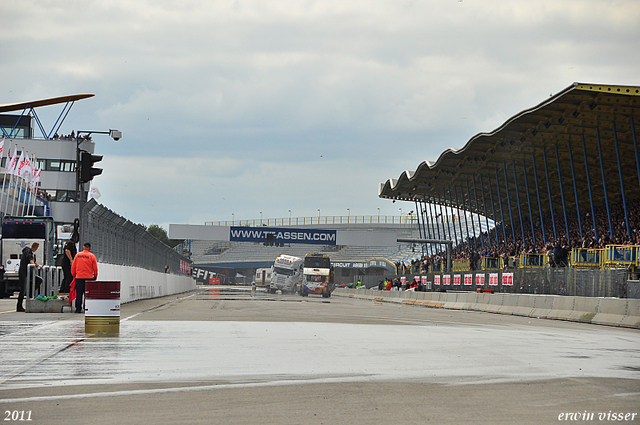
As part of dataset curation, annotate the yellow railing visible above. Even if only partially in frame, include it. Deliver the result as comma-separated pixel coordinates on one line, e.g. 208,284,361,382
481,257,503,271
570,248,603,269
602,245,638,269
452,260,470,271
429,263,443,273
204,215,414,227
519,253,545,269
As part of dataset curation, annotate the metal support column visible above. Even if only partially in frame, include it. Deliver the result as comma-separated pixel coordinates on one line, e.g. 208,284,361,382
446,187,458,246
521,159,536,248
632,115,640,195
457,185,471,249
596,127,614,239
612,121,631,238
566,140,583,242
472,174,484,249
486,173,499,246
581,135,598,243
438,194,447,246
495,168,507,244
441,188,452,242
555,144,571,243
415,200,425,241
531,154,546,246
503,162,516,245
466,179,477,249
511,161,526,244
452,185,464,248
479,174,491,247
542,147,557,241
429,196,441,241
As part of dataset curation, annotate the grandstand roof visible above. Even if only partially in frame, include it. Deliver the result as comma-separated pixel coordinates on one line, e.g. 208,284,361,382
379,82,640,224
0,94,94,113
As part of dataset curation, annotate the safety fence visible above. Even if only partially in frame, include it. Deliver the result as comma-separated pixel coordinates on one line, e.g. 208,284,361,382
26,264,64,298
354,267,630,298
81,199,191,275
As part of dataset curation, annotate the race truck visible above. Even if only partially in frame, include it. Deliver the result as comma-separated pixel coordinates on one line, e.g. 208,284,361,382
253,267,273,288
300,254,334,298
269,254,303,294
0,216,57,297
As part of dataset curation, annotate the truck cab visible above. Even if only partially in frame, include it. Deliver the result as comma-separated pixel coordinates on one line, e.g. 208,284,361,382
0,216,56,297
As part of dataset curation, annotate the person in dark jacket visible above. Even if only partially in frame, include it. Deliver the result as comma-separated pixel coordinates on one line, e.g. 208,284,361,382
16,242,39,312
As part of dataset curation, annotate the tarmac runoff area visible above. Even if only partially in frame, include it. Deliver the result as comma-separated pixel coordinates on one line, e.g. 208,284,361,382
0,286,639,425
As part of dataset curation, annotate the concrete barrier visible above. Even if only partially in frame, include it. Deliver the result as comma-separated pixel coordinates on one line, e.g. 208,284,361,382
512,295,535,317
531,295,555,319
498,294,519,315
25,298,68,313
592,298,629,327
569,297,600,322
97,263,195,304
546,296,575,321
330,289,639,329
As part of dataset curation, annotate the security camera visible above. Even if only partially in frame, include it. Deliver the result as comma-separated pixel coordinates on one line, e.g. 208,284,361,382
109,129,122,141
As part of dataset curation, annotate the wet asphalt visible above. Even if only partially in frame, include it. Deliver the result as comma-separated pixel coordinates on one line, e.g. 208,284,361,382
1,286,639,424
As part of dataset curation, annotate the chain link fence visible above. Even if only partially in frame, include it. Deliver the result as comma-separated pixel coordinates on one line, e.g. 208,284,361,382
80,199,190,274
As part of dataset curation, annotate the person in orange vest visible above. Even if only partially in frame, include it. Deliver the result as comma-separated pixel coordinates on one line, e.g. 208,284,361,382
71,242,98,313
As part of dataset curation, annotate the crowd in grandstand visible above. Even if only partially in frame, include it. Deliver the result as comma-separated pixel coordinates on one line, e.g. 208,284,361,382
407,200,640,273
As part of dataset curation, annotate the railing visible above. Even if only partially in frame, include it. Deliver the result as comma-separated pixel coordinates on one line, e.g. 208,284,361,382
205,215,416,227
571,248,603,269
519,253,545,269
481,257,503,271
452,260,470,271
27,264,64,298
603,245,638,269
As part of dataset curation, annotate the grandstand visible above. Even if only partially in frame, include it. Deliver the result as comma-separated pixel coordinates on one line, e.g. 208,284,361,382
188,82,638,296
188,215,493,286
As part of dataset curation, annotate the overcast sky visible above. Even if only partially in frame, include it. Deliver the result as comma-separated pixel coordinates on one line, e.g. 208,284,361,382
2,0,639,228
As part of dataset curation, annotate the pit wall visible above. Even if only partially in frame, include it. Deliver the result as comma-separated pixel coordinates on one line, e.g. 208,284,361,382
333,288,640,329
97,263,196,304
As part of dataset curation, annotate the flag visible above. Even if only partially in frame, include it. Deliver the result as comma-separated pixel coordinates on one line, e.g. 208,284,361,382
0,139,4,160
69,278,76,302
20,154,32,179
16,152,26,176
89,184,101,200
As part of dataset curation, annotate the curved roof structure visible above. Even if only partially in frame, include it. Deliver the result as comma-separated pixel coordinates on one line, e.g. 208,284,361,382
0,94,94,113
379,83,640,233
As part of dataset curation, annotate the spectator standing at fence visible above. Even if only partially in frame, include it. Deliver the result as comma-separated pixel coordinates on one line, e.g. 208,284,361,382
60,235,78,293
71,242,98,314
16,242,39,312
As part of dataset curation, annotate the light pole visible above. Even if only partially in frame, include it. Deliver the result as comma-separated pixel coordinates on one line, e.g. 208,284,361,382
288,209,291,225
75,129,121,244
231,212,234,225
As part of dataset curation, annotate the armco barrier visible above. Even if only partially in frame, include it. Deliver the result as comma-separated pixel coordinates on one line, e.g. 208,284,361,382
332,288,640,329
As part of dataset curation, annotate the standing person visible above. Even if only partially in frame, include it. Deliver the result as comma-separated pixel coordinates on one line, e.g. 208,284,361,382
60,235,78,293
71,242,98,314
16,242,39,312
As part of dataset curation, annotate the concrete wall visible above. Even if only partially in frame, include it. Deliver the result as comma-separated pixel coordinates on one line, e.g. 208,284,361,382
333,288,640,329
97,263,196,304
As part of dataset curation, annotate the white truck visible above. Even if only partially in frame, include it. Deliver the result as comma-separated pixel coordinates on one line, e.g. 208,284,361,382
253,267,273,288
269,254,303,294
0,216,57,297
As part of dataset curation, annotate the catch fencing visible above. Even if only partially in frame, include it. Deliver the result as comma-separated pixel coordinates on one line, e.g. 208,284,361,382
80,199,190,274
356,267,630,298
